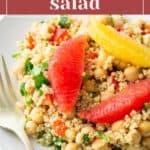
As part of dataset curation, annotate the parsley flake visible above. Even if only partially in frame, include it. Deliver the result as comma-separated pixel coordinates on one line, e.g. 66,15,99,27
20,82,27,96
59,16,71,28
83,133,90,144
24,58,33,75
97,131,109,141
34,73,50,89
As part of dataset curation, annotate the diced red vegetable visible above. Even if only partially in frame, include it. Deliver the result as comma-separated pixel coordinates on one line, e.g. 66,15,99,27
26,33,35,49
51,27,69,45
42,94,53,106
145,24,150,33
112,76,119,90
117,27,123,32
88,51,98,59
78,79,150,123
52,120,67,136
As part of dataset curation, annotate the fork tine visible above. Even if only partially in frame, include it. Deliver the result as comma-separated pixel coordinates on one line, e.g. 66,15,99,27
0,74,9,108
0,55,17,106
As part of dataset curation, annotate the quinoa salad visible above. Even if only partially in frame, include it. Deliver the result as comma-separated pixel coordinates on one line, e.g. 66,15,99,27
13,15,150,150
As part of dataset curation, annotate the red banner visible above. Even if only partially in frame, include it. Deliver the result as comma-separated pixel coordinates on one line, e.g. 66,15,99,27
0,0,149,14
145,0,150,14
0,0,6,14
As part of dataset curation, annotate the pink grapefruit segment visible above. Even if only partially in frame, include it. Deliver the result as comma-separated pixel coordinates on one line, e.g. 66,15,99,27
78,79,150,123
48,35,87,112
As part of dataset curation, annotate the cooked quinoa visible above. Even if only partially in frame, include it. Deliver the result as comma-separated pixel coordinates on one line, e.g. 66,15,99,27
13,15,150,150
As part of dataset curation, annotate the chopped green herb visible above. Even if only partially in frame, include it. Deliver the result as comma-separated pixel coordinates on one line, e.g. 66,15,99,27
59,16,71,28
25,58,33,75
12,52,21,58
31,66,42,76
109,15,114,26
39,89,43,96
30,61,48,76
53,136,66,150
140,36,144,43
36,129,54,146
31,61,48,76
41,61,49,71
53,136,65,146
83,133,90,144
98,131,109,141
54,146,61,150
144,103,150,110
37,130,45,139
82,74,89,81
25,117,32,123
34,73,50,89
47,134,53,146
36,129,66,148
25,97,33,106
18,41,25,51
20,82,27,96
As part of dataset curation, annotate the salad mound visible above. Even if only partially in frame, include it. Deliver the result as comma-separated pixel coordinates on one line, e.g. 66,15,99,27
13,15,150,150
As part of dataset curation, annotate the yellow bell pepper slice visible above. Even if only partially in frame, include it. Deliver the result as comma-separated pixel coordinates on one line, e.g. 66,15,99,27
88,21,150,67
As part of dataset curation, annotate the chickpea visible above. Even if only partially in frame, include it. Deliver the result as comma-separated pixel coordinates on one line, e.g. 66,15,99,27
81,126,95,135
92,139,109,150
75,132,83,144
111,120,124,132
142,137,150,148
65,129,76,142
139,121,150,136
25,121,37,135
126,129,141,144
65,143,78,150
124,66,139,82
30,107,44,124
75,126,95,144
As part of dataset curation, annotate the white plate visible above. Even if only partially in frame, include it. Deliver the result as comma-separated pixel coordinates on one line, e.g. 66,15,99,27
0,15,150,150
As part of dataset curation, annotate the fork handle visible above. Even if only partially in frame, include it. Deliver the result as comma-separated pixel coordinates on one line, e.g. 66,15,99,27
14,128,34,150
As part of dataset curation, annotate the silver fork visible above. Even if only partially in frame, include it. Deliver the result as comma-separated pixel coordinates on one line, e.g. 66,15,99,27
0,55,34,150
